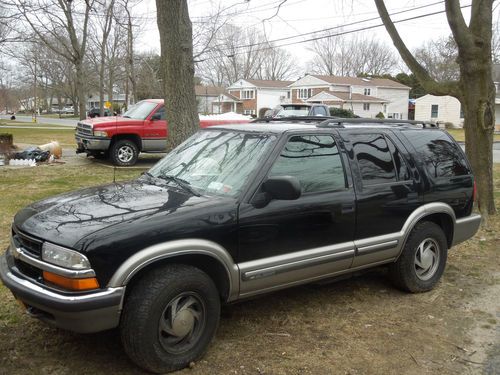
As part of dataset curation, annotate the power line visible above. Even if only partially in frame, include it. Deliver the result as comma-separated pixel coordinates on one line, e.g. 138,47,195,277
196,0,448,58
198,3,471,61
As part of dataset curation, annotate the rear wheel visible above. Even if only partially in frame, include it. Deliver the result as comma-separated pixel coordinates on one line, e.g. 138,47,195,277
389,221,448,293
110,139,139,166
120,264,221,374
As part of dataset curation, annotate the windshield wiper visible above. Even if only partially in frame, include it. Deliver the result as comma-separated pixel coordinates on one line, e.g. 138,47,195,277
157,174,201,197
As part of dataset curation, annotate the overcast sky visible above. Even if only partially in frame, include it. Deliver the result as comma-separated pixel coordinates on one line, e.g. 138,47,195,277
132,0,498,72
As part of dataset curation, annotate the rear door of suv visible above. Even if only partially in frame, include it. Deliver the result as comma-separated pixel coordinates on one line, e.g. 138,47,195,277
237,130,356,297
341,129,423,267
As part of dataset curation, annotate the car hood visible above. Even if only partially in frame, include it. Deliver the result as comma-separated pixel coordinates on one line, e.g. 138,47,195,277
82,116,144,127
13,179,221,249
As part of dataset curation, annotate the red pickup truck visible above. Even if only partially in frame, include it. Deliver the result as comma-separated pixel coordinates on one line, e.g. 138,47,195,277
76,99,250,166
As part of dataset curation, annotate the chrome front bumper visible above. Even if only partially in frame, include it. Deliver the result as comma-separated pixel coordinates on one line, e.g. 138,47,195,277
0,249,124,333
75,135,111,152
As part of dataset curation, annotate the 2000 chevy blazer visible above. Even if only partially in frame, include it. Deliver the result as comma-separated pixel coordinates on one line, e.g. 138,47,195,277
1,117,481,373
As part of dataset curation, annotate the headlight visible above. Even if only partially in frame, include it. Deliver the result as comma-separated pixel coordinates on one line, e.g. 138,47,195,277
93,130,108,137
42,242,91,270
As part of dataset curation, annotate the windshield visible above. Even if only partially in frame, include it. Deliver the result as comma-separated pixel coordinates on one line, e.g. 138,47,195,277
275,106,310,117
122,101,158,119
148,130,277,197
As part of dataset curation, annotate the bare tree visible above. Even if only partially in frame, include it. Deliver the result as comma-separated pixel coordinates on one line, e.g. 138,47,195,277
258,45,299,81
414,36,460,81
156,0,199,149
16,0,95,119
308,32,399,76
197,24,269,85
135,52,162,100
375,0,496,218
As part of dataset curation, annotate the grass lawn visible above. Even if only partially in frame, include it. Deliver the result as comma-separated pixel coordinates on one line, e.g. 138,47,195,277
447,128,500,142
39,114,79,119
0,122,76,147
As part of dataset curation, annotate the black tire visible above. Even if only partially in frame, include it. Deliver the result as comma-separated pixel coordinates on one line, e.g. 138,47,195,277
110,139,139,166
120,264,221,374
389,221,448,293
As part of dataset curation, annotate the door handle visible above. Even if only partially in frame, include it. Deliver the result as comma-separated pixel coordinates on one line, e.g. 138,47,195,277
341,204,355,214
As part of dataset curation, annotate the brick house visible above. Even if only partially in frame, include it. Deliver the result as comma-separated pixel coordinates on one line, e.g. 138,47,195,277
217,79,293,116
289,74,410,119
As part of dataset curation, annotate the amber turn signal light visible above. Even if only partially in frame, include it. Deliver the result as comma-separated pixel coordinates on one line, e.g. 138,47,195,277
43,271,100,291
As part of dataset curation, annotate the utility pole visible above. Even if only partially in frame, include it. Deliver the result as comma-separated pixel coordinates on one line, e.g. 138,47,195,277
33,58,37,124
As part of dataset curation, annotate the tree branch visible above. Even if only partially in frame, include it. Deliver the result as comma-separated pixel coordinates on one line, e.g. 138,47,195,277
374,0,460,97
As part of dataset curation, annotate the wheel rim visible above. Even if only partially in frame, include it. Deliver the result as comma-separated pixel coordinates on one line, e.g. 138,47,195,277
414,238,440,281
117,145,134,163
158,292,206,354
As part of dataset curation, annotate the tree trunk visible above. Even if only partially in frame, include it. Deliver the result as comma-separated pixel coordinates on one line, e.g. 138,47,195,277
99,53,106,116
460,61,497,217
75,62,86,120
156,0,199,150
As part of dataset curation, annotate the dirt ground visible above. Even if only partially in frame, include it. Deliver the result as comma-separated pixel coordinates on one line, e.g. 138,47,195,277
0,159,498,375
0,222,498,375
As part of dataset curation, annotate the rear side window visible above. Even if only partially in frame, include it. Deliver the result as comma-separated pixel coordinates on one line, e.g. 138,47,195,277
269,135,346,193
404,130,469,177
351,134,396,185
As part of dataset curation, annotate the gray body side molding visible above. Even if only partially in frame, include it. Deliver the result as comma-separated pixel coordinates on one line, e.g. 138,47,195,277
107,239,240,301
107,203,480,303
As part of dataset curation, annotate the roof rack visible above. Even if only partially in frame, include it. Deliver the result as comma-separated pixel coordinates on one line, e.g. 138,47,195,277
252,116,338,123
317,118,438,129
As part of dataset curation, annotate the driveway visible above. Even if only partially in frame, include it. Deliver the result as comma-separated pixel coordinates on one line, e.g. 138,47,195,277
0,115,78,127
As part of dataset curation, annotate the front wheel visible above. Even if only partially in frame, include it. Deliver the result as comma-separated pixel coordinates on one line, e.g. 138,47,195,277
110,139,139,166
389,221,448,293
120,264,221,374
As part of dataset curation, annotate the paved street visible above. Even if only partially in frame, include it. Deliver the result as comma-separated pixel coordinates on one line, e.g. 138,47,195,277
0,115,78,127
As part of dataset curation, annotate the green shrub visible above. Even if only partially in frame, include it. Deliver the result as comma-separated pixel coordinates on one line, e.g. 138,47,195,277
329,107,357,118
375,112,385,119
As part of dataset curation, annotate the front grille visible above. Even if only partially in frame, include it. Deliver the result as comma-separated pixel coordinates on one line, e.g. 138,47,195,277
76,122,93,136
14,258,43,283
12,228,42,258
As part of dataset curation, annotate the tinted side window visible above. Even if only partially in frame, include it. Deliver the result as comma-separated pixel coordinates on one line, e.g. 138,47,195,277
386,136,411,181
269,135,346,193
351,134,396,185
405,130,469,177
154,106,166,120
313,106,328,116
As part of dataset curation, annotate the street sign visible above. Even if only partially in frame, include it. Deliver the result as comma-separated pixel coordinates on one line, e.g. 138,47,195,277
104,101,112,109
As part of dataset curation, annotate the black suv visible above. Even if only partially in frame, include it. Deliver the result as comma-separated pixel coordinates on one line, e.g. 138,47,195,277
0,118,481,373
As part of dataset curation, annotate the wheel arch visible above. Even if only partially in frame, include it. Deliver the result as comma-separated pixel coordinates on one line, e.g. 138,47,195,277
397,202,456,258
111,133,142,151
108,239,240,302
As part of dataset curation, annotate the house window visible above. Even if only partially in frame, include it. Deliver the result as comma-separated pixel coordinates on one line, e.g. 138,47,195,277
383,104,387,113
298,88,312,99
431,104,439,118
241,90,255,100
243,109,255,115
460,105,464,118
364,88,371,96
286,91,291,99
363,103,370,111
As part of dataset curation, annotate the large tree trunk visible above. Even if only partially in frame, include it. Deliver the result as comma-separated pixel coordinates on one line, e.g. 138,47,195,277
156,0,199,150
75,62,86,119
374,0,496,220
460,59,496,217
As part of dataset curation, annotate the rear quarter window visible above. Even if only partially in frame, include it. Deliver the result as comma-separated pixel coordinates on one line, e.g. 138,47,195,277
404,130,470,178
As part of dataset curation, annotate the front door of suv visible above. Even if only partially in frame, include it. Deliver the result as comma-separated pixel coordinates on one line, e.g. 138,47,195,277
237,132,356,298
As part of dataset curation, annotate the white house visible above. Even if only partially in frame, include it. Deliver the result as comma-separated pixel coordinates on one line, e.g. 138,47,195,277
194,85,225,114
220,79,293,116
414,95,464,127
288,74,410,119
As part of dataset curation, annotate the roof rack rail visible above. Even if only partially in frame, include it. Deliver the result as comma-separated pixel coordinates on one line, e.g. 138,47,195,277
252,115,338,123
317,117,438,128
